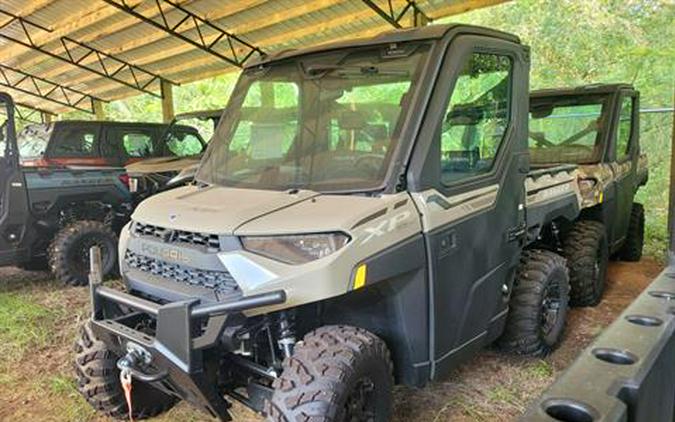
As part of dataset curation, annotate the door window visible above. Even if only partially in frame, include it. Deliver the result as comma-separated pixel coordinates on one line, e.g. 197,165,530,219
166,131,204,156
615,96,633,161
105,128,156,161
439,53,512,185
51,127,98,157
122,132,154,158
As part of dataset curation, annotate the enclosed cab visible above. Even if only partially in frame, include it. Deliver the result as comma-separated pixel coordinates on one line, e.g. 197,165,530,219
76,25,583,421
125,109,223,200
18,120,205,168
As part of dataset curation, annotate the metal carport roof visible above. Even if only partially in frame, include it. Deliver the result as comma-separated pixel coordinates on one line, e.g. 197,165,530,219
0,0,507,119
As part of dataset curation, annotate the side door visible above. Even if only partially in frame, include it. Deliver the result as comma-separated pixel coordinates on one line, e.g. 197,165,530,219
608,90,639,249
0,93,31,265
409,36,529,379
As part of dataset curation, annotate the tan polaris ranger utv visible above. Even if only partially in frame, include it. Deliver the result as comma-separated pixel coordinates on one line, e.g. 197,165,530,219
530,84,648,306
75,24,588,421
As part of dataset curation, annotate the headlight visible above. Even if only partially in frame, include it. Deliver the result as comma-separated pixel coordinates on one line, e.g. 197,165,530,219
241,233,350,265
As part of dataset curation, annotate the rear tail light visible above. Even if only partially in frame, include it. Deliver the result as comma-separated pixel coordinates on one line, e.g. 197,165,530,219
118,173,131,190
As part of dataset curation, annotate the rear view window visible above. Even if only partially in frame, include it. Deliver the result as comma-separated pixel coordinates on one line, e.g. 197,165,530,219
529,99,606,165
122,132,154,158
18,123,54,158
51,127,98,157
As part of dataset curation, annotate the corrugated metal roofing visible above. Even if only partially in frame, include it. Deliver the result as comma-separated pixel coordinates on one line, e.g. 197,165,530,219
0,0,508,116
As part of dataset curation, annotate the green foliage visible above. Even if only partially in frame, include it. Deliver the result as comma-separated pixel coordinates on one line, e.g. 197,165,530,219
528,359,555,378
62,72,239,122
636,112,671,259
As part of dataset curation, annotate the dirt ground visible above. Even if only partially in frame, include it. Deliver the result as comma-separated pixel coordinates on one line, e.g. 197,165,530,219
0,258,664,422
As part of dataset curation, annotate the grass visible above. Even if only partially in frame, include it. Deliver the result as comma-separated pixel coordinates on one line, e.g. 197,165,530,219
527,360,554,379
0,293,52,361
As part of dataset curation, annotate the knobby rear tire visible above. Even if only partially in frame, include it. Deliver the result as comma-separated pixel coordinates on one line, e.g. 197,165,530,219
617,203,644,262
563,220,609,307
499,249,570,357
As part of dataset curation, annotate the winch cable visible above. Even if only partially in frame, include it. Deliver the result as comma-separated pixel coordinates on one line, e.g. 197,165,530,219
119,366,134,422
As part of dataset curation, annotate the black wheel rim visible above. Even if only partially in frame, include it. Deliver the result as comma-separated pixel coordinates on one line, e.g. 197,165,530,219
344,377,376,422
541,279,562,336
68,234,110,275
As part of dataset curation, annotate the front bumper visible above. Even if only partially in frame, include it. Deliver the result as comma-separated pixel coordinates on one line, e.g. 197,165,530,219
89,272,285,420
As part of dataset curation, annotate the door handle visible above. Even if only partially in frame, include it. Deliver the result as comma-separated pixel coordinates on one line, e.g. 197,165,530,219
439,231,457,257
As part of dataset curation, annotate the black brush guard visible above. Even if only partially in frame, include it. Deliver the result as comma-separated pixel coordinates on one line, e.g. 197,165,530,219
87,247,286,421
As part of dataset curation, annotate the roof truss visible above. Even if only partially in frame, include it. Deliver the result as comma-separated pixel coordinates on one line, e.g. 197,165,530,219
361,0,431,28
15,102,54,124
0,8,170,98
0,64,100,113
101,0,265,68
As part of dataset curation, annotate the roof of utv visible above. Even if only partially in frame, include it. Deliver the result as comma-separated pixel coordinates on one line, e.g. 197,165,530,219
248,24,521,68
49,120,176,129
531,83,635,99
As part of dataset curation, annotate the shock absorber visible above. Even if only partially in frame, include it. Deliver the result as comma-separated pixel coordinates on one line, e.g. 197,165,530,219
277,312,296,358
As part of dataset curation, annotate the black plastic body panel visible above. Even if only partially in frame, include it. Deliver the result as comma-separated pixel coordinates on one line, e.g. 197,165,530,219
522,265,675,422
1,166,132,266
320,235,431,386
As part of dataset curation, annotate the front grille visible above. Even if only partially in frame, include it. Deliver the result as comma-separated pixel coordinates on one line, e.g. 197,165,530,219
133,222,220,250
125,251,239,295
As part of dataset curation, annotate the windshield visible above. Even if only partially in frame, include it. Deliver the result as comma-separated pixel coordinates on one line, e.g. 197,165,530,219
529,95,608,165
196,43,430,192
17,123,53,159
